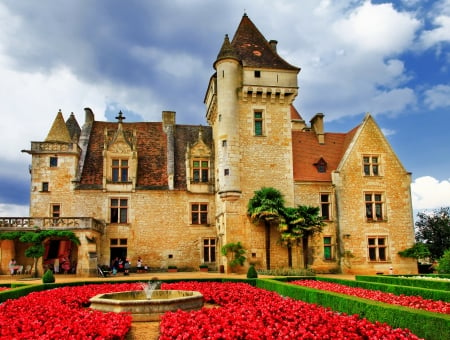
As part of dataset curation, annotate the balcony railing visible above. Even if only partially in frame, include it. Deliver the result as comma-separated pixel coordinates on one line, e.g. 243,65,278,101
0,217,105,234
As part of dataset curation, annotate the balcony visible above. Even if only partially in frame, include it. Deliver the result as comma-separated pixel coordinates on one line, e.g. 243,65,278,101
0,217,105,234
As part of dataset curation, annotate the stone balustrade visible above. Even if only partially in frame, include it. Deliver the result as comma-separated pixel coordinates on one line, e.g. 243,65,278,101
0,217,105,234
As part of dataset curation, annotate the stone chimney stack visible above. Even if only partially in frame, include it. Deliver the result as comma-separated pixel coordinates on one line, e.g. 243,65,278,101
269,40,278,52
162,111,176,190
310,113,325,144
84,107,95,124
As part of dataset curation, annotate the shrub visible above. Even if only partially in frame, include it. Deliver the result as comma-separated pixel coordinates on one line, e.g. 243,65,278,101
247,264,258,278
42,269,55,284
437,249,450,274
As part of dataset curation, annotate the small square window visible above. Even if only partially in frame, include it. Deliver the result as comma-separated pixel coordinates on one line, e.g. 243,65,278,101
50,157,58,167
42,182,49,192
224,169,229,176
254,70,261,78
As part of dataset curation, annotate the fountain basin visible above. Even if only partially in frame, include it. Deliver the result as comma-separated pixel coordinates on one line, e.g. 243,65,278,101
89,290,204,322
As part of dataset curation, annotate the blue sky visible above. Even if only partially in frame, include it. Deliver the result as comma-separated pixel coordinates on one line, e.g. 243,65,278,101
0,0,449,216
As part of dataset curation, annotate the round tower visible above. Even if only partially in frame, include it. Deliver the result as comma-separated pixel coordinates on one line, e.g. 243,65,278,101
214,34,241,201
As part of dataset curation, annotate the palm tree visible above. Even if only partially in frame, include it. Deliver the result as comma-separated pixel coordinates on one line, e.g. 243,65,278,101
247,187,285,269
293,205,325,268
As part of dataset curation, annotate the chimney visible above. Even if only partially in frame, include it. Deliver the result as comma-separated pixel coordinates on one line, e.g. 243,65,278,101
162,111,176,190
269,40,278,52
84,107,94,124
310,113,325,144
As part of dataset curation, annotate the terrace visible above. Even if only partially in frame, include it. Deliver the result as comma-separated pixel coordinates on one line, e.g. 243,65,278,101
0,217,105,234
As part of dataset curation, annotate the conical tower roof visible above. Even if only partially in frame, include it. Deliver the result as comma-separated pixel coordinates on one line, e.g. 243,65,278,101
45,110,72,143
66,112,81,141
229,14,299,71
214,34,240,68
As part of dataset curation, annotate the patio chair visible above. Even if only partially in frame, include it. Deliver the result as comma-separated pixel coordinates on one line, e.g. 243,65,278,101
24,265,32,274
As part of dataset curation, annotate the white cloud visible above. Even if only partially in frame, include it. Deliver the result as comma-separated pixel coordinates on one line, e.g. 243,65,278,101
411,176,450,210
0,204,28,217
423,84,450,109
420,15,450,49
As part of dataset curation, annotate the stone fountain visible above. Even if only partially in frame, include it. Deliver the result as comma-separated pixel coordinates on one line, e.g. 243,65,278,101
89,281,204,321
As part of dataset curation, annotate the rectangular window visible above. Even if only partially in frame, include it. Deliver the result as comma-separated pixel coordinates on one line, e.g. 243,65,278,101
50,156,58,167
365,192,384,221
368,236,388,261
323,236,333,260
254,70,261,78
203,238,216,262
110,198,128,223
42,182,49,192
51,204,60,218
193,160,209,183
191,203,208,225
254,111,263,136
112,159,128,182
363,155,380,176
320,193,331,220
110,238,127,246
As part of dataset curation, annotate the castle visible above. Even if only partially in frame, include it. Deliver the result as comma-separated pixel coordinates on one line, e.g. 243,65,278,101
1,14,417,276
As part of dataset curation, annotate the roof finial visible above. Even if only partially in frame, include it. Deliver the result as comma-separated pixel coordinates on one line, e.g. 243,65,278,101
115,111,126,124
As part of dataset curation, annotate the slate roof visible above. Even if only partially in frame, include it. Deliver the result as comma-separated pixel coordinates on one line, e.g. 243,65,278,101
292,127,358,181
217,14,299,71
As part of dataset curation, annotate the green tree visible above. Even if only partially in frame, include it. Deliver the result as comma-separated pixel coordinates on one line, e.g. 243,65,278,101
0,229,80,277
221,242,246,267
247,187,285,269
437,249,450,274
398,242,431,260
282,205,325,269
415,207,450,261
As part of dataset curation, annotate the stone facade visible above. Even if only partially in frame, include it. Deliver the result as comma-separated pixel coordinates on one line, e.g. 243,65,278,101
0,14,417,276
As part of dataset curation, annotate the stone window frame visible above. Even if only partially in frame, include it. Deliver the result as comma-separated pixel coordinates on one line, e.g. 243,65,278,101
191,202,208,225
254,110,264,136
364,192,386,222
363,154,381,176
111,158,129,183
367,235,389,262
320,193,331,221
203,237,216,263
192,159,209,183
110,197,129,224
323,236,335,260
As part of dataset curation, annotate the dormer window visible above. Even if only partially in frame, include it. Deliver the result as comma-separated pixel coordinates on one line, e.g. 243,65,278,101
314,158,327,173
112,159,129,182
193,159,209,183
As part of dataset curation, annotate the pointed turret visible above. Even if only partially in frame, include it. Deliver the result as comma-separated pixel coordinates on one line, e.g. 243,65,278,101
214,34,240,69
45,110,72,143
230,14,299,71
66,112,81,142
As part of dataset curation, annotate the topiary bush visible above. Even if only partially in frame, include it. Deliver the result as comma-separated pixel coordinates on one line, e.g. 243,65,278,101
42,269,55,284
247,264,258,278
437,249,450,274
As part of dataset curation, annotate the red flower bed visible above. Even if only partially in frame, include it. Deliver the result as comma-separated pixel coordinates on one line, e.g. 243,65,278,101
291,280,450,314
159,281,421,339
0,282,141,339
0,287,9,292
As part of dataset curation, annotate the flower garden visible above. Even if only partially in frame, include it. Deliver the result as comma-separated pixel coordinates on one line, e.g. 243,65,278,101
0,280,435,339
291,280,450,314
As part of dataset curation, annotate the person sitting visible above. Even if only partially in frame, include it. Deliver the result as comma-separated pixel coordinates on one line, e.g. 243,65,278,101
8,259,20,275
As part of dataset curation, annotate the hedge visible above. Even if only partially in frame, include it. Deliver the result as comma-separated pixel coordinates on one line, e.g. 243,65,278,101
257,278,450,340
318,276,450,302
356,275,450,291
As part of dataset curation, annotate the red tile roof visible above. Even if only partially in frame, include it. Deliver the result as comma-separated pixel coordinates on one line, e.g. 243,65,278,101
292,127,358,181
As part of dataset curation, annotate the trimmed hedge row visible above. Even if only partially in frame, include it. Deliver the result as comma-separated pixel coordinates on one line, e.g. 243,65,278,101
357,275,450,291
257,278,450,340
318,276,450,302
1,277,448,339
